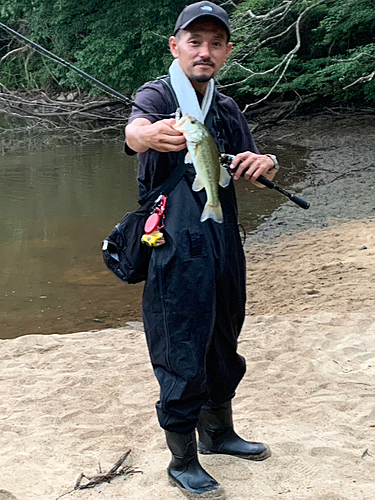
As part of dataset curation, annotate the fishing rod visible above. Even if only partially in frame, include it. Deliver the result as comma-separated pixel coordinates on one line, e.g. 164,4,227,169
0,21,172,118
221,154,310,210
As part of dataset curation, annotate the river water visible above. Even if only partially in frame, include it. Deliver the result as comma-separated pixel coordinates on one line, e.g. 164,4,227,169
0,139,307,339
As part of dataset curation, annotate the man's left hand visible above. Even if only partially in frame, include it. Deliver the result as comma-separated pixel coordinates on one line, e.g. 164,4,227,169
230,152,277,188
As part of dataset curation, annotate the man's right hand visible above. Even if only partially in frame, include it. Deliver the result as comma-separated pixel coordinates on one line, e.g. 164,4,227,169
125,118,186,153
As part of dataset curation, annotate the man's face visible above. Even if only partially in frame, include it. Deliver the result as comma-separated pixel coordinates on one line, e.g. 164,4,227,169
169,20,232,85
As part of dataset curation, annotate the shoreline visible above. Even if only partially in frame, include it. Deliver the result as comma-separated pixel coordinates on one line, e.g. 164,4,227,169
1,114,375,500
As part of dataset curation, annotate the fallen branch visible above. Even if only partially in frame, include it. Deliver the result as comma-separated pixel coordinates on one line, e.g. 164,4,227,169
244,94,316,131
56,450,142,499
320,164,375,186
0,87,130,148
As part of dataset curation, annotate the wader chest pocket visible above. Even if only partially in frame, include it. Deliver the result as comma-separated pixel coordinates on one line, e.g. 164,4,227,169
183,229,203,259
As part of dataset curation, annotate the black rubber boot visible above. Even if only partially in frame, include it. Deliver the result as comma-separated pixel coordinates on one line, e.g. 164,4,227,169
197,401,271,461
165,430,226,499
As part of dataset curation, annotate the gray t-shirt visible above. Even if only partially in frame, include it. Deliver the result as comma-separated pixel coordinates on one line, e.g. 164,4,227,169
125,79,259,197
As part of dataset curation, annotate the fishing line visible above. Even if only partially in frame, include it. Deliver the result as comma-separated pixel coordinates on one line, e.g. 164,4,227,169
0,22,175,120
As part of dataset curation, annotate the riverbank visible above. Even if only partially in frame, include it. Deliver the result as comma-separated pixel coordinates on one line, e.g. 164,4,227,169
0,114,375,500
245,112,375,318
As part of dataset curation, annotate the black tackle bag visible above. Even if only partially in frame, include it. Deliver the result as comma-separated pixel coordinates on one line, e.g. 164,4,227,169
102,200,154,284
102,151,188,284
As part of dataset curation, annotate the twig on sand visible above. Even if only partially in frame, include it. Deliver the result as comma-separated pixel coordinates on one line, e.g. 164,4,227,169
361,448,371,459
56,450,142,499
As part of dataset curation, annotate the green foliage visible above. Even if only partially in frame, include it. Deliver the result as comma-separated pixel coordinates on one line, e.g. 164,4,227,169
67,0,186,95
0,0,374,104
220,0,375,103
314,0,375,54
0,0,186,93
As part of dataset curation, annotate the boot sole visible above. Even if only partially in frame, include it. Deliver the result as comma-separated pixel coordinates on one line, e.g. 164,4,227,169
198,444,272,461
168,473,226,499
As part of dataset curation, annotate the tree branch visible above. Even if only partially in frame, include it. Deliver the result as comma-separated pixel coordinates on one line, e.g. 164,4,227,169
333,52,375,64
246,0,297,21
343,71,375,89
0,45,28,62
219,0,323,108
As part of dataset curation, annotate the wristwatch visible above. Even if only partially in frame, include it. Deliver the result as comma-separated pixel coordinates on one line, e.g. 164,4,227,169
265,154,279,171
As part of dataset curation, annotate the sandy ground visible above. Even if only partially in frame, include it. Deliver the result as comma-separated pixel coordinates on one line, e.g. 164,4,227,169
1,114,375,500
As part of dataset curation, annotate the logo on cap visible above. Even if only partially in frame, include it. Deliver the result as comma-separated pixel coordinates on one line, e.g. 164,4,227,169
201,5,213,12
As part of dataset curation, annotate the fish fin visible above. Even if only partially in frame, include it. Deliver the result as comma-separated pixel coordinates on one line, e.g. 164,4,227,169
200,201,223,224
184,151,192,164
192,174,205,192
219,165,231,188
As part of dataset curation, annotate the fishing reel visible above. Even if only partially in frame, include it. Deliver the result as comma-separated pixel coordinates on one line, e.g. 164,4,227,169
219,153,236,173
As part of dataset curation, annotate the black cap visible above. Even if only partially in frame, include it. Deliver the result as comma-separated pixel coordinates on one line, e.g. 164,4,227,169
174,2,230,41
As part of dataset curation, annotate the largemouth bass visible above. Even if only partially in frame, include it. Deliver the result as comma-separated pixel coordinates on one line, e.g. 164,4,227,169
173,113,231,223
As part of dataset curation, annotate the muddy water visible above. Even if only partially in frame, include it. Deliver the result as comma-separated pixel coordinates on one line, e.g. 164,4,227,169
0,141,308,339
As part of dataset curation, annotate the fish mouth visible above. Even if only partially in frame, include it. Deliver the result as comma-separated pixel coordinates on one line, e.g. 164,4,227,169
173,113,190,129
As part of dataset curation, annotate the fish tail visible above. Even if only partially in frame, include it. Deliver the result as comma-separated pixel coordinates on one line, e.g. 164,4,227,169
200,201,223,223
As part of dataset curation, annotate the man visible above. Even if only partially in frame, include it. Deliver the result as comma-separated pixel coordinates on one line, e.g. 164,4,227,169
125,2,278,498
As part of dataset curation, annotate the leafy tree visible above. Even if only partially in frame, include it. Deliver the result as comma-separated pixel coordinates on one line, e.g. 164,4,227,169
0,0,374,107
0,0,186,93
218,0,375,106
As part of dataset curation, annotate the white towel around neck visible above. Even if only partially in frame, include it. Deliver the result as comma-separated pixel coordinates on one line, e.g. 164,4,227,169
169,59,214,122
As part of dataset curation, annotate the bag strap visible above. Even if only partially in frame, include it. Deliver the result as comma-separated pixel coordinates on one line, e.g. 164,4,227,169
157,74,179,109
209,97,228,154
138,150,188,206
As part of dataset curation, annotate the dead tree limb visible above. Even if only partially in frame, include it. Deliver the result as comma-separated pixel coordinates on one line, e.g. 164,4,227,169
246,0,298,21
55,450,142,500
219,0,323,96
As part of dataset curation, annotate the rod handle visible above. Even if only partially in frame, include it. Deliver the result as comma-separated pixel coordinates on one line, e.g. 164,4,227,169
257,175,310,210
257,175,275,189
289,194,310,210
223,159,311,210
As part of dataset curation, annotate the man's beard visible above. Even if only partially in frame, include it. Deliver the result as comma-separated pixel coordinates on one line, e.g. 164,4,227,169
190,73,212,83
190,60,215,82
